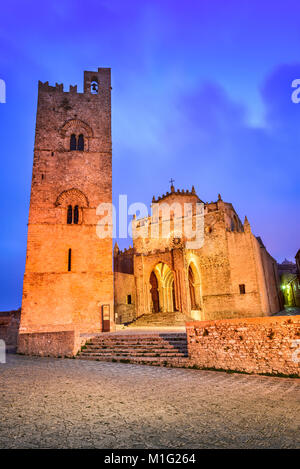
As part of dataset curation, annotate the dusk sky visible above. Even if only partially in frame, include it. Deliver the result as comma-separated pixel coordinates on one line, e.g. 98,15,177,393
1,0,300,310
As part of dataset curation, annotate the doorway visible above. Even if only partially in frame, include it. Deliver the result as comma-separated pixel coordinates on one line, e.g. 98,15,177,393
150,271,160,313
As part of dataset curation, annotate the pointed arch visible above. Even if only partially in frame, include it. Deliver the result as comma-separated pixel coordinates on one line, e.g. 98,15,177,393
188,260,203,319
150,262,176,313
150,270,160,313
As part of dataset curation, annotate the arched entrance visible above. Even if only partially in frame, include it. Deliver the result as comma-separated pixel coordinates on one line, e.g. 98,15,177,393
189,266,196,310
150,263,176,313
188,261,202,319
150,271,160,313
172,280,177,312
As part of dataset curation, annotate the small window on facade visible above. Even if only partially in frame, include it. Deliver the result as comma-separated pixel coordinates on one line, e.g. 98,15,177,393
73,205,79,224
127,295,132,305
67,205,73,224
239,284,246,294
70,134,76,150
68,248,72,272
77,134,84,151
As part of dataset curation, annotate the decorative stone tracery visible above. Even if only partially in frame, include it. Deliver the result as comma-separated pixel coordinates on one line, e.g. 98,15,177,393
55,188,89,208
59,119,93,151
55,188,89,225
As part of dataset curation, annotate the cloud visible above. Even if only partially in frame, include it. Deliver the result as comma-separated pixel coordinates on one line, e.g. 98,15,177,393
114,67,300,261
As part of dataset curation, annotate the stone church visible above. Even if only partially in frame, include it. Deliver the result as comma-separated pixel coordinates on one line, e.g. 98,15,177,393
18,68,281,346
114,186,281,326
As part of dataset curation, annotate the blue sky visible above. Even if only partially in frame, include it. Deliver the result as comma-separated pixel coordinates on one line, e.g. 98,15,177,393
0,0,300,309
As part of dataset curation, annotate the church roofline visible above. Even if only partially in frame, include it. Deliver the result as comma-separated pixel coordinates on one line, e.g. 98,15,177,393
151,185,204,204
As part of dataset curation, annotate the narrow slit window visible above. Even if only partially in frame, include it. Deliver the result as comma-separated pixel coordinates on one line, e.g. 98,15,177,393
239,284,246,294
77,134,84,151
67,205,73,224
127,294,132,305
73,205,79,224
70,134,77,150
68,248,72,272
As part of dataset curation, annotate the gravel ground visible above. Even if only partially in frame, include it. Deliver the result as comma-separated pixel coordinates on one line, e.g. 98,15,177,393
0,354,299,449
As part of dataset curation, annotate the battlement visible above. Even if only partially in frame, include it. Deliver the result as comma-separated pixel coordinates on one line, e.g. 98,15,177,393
38,67,111,95
114,244,134,257
152,185,203,204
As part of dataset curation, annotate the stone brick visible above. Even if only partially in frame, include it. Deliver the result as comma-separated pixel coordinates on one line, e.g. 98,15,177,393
19,68,114,348
186,315,300,376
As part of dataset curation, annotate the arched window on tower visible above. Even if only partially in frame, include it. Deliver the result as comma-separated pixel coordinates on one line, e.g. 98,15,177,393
70,134,77,150
91,79,99,94
73,205,79,224
67,205,73,224
77,134,84,151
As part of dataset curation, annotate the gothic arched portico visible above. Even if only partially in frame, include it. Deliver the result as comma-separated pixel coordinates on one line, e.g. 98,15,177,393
149,262,176,313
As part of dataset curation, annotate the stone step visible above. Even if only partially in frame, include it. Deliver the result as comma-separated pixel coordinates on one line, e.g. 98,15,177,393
84,345,188,353
77,332,189,366
82,344,188,354
84,343,187,349
80,351,187,358
87,333,187,339
86,342,187,348
87,336,187,343
77,355,190,367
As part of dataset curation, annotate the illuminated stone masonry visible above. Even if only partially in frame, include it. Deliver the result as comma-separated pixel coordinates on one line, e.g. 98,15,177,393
18,68,284,358
18,68,114,355
114,187,282,325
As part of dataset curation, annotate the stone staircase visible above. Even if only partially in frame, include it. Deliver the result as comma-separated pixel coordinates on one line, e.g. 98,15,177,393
77,333,190,367
125,311,190,328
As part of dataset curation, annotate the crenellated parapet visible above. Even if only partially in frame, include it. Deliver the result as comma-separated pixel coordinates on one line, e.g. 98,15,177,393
152,185,201,204
37,68,111,95
114,244,134,275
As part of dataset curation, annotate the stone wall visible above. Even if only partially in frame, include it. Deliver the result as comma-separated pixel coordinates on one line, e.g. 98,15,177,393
0,310,21,346
17,329,86,357
114,272,136,324
20,68,114,335
186,316,300,376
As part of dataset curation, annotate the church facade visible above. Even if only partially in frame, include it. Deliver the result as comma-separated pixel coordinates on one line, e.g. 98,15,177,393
18,68,281,348
114,187,281,325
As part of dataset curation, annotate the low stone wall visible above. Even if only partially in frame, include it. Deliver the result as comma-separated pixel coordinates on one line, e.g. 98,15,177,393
186,316,300,377
17,330,82,357
0,310,21,346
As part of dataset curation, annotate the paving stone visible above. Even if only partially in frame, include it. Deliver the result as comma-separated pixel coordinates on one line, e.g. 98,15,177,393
0,354,299,449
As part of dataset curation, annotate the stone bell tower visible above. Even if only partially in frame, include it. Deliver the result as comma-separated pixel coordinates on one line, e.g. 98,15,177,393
19,68,114,344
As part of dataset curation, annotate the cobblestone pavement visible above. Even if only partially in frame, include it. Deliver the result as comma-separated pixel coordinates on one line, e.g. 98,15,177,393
0,354,299,449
